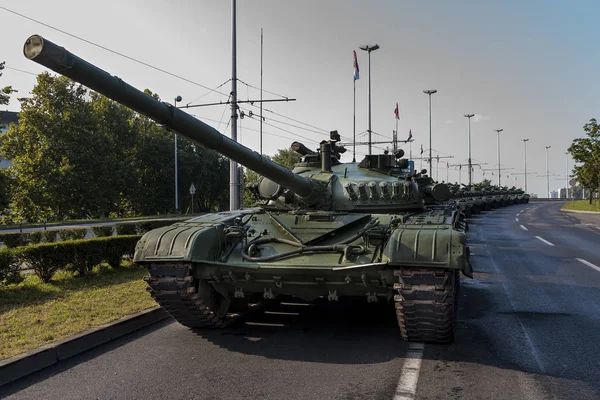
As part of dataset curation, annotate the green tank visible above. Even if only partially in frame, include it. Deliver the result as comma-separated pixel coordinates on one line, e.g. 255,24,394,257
24,35,472,343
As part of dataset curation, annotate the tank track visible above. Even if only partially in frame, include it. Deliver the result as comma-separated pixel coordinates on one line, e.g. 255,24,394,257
394,268,459,343
144,262,240,328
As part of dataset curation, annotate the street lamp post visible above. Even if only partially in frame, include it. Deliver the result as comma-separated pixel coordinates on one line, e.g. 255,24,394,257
522,139,529,193
464,114,474,187
495,129,503,186
359,44,380,155
545,145,551,198
174,95,182,213
565,151,569,199
423,90,437,175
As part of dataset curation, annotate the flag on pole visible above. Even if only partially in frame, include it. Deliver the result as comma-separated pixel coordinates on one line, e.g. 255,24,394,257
394,102,399,119
407,129,412,141
420,144,423,154
446,161,449,168
436,155,439,163
353,51,359,80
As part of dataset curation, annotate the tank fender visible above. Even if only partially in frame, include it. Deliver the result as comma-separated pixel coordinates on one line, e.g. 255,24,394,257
134,223,225,263
382,226,472,277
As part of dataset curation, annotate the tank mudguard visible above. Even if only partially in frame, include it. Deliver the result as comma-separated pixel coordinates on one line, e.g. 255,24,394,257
382,226,472,277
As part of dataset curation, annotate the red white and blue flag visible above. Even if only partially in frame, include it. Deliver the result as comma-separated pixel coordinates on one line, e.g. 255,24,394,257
394,102,400,119
407,129,413,141
353,51,359,80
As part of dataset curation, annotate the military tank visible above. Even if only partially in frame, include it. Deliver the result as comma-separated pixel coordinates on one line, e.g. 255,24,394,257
24,35,472,343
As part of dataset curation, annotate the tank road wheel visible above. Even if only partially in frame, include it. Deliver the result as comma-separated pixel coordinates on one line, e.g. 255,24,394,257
394,268,460,343
144,263,233,328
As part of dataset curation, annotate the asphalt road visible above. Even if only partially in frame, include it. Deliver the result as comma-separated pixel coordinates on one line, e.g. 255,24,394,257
2,202,600,400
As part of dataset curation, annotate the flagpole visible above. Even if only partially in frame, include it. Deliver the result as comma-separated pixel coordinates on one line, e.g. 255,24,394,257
353,76,356,162
394,118,398,153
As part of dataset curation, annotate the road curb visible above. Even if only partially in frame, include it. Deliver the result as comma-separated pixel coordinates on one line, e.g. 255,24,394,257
561,209,600,214
0,307,170,387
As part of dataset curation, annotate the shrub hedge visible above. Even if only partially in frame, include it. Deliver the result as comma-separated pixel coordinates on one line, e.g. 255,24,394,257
0,248,22,285
57,228,87,241
115,222,138,235
14,235,142,282
92,225,114,237
41,230,57,243
0,233,27,248
136,219,183,233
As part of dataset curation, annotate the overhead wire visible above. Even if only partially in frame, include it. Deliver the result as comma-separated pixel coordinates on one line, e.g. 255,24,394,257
186,79,231,106
2,65,37,76
0,5,228,96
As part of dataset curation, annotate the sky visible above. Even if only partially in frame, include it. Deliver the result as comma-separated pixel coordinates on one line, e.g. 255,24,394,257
1,0,599,197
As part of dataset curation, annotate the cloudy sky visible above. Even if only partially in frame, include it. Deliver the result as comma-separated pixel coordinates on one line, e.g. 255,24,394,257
1,0,598,196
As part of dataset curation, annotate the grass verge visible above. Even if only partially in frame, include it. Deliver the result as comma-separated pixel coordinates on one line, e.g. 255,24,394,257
561,200,600,212
0,263,155,360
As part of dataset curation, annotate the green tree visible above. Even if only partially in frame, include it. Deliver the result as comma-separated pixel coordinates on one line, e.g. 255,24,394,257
568,118,600,203
0,62,17,109
0,73,107,221
272,148,302,170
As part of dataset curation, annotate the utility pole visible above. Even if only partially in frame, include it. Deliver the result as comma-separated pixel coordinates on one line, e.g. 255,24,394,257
260,28,263,155
495,129,503,186
522,138,529,193
360,44,379,155
424,90,437,175
545,145,551,198
174,95,182,213
229,0,239,210
464,114,474,187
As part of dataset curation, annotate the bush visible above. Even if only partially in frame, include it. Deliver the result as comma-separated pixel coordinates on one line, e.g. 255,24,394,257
57,228,87,241
29,231,43,244
135,219,184,233
0,248,22,285
0,233,27,248
17,243,71,283
18,235,143,282
92,225,113,237
115,222,138,235
41,230,57,243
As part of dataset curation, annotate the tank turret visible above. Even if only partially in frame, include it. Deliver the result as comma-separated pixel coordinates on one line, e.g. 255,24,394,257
24,34,448,213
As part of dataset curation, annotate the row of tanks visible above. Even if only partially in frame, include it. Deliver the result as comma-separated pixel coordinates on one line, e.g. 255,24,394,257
24,35,526,344
446,184,530,217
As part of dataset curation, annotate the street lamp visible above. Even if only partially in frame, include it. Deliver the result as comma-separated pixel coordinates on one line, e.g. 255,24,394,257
423,89,437,175
359,44,379,155
564,151,569,199
174,95,182,213
495,129,503,186
522,139,529,193
545,145,551,198
464,114,474,187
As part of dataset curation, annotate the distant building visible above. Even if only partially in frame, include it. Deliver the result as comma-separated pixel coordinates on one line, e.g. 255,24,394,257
0,111,18,169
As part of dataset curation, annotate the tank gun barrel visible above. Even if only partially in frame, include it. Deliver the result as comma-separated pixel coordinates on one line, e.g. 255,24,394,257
23,35,319,203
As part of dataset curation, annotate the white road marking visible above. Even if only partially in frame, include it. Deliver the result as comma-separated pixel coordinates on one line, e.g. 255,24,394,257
576,258,600,273
516,218,519,222
516,213,520,217
520,225,528,231
520,209,525,213
596,227,600,231
535,236,555,246
393,342,424,400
